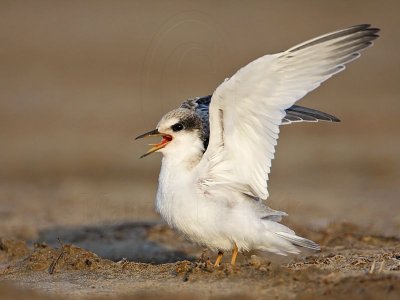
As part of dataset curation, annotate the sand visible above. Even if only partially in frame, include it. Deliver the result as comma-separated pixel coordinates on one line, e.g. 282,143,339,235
1,223,399,299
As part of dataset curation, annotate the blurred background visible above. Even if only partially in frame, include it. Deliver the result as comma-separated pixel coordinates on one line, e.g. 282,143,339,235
0,0,399,240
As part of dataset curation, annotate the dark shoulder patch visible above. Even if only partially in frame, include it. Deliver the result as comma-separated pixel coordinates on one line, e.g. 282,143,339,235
194,96,211,150
195,95,212,107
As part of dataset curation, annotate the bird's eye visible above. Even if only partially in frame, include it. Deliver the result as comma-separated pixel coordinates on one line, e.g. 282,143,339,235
171,123,184,132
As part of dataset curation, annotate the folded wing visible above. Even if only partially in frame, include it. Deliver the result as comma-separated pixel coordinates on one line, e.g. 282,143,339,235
198,24,379,199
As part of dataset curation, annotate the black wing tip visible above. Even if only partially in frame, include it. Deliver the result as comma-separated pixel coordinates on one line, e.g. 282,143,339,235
352,23,371,29
342,24,380,42
353,24,381,38
286,105,341,123
288,23,380,53
329,114,341,123
350,24,380,31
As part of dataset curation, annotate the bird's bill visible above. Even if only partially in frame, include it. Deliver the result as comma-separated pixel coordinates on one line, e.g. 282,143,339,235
135,129,173,158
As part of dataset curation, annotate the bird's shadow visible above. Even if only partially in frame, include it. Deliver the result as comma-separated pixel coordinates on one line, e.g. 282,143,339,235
35,221,198,264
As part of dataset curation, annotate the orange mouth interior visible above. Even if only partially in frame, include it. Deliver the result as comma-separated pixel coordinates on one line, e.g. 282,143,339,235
140,134,173,158
155,135,173,147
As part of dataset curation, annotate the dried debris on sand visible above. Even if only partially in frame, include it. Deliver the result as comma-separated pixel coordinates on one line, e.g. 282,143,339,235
0,222,399,299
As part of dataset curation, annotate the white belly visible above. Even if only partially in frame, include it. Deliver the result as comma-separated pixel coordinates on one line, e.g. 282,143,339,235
156,180,235,251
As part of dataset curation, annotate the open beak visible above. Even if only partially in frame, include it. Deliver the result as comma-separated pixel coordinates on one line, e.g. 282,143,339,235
135,129,173,158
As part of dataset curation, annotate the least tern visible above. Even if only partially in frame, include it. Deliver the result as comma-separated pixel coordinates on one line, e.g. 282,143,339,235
136,24,379,266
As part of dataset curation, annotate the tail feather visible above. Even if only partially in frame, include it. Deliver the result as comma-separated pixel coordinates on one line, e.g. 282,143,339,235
260,217,320,255
275,231,320,251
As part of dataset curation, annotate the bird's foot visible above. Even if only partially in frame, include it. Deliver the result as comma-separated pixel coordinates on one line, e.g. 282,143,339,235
213,251,224,268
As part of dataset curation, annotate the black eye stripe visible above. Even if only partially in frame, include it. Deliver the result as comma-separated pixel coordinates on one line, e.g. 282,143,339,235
171,123,184,132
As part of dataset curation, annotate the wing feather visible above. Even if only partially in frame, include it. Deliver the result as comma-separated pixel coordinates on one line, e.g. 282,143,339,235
197,24,379,199
282,105,340,124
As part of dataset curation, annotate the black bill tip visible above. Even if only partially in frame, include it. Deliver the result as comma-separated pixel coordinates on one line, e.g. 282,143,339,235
135,129,160,140
139,153,150,159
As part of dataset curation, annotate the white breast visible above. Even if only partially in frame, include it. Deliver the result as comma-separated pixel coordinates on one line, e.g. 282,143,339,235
155,156,235,251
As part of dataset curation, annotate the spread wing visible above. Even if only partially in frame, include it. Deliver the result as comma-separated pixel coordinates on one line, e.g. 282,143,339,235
197,24,379,199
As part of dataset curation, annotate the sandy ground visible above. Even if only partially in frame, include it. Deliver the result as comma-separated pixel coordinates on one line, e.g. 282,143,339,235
1,1,400,299
1,223,399,299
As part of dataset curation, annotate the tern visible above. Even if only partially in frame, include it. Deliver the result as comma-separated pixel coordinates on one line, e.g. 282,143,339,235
136,24,379,266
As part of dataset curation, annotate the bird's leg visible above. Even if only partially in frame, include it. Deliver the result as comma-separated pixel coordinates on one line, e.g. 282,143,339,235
230,243,239,265
214,251,224,267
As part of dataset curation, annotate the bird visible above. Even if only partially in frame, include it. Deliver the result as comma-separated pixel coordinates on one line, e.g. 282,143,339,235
136,24,379,266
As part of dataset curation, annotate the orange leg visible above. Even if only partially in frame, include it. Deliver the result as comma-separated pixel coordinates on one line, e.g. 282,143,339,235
214,251,224,267
230,243,238,265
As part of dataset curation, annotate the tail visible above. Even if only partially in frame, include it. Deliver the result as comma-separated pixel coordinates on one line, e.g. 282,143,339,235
275,231,320,251
259,220,320,255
